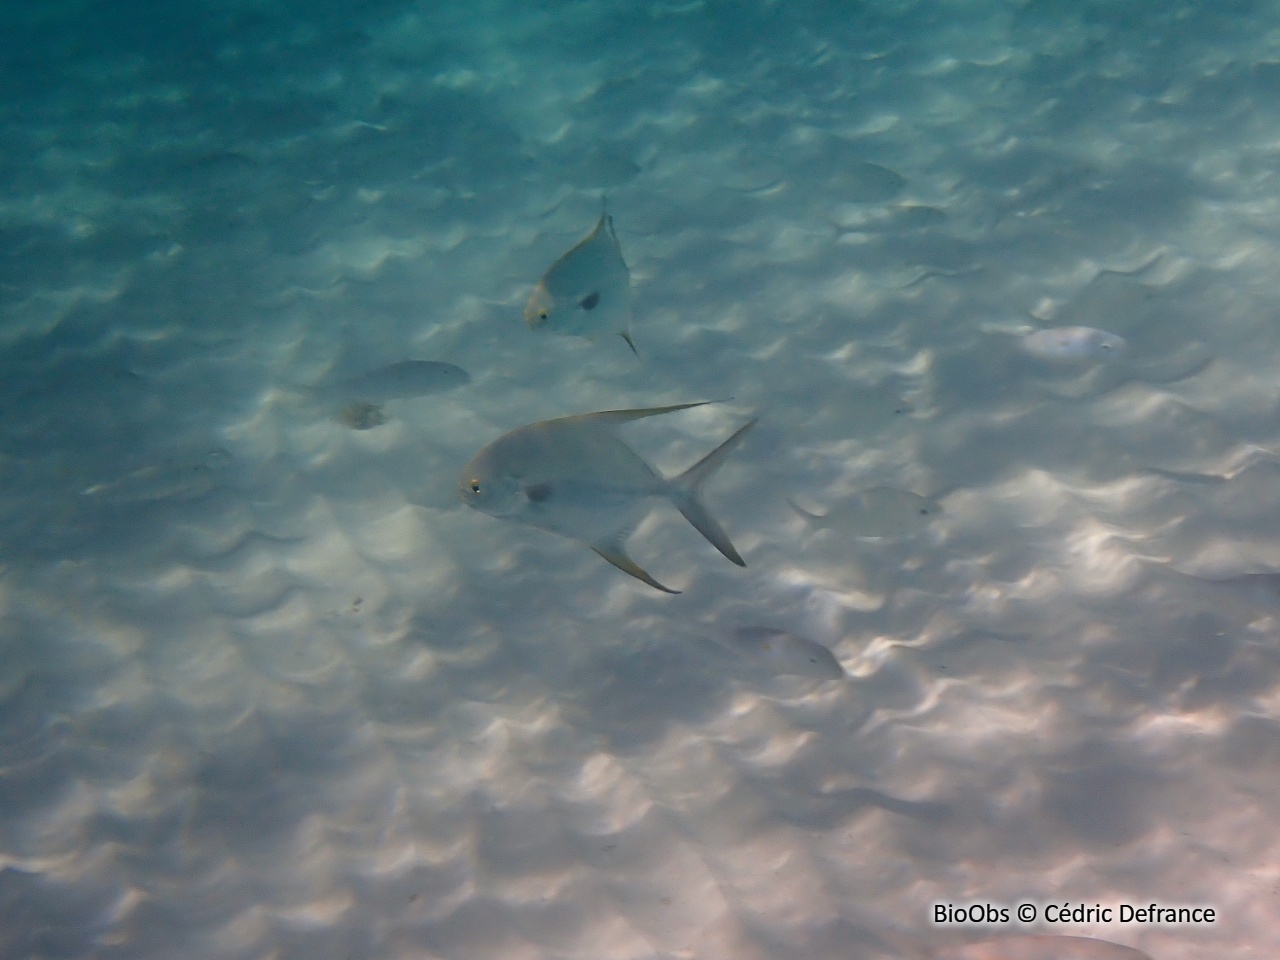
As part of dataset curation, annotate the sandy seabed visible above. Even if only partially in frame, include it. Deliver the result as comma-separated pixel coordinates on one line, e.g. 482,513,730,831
0,1,1277,957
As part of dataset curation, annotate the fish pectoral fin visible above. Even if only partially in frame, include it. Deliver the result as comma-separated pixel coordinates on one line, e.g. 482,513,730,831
619,330,638,356
590,541,679,594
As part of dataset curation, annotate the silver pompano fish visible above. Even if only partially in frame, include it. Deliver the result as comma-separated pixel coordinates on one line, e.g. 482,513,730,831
524,211,637,354
458,402,754,593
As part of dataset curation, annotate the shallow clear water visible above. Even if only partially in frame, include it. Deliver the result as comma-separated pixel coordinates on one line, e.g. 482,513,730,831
0,1,1277,957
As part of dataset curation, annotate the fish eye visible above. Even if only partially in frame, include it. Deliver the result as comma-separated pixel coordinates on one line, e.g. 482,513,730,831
469,480,481,494
539,311,548,320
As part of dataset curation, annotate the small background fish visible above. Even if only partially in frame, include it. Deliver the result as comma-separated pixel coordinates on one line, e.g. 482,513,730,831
1021,326,1127,362
81,446,235,505
298,359,470,429
789,486,942,539
710,625,846,680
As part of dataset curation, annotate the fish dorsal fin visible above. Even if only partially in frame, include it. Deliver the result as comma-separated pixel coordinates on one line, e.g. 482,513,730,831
560,400,714,429
588,209,613,243
585,198,622,256
591,540,679,594
549,212,614,273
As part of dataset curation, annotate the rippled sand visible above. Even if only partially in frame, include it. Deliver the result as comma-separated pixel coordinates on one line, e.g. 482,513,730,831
0,1,1276,957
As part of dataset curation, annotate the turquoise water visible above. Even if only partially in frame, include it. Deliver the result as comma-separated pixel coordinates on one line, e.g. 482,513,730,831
0,1,1277,956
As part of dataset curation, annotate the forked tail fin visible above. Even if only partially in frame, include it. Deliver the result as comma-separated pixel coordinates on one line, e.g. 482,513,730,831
670,419,757,566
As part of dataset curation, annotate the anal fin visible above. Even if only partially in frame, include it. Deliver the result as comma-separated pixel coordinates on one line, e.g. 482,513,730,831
590,542,679,594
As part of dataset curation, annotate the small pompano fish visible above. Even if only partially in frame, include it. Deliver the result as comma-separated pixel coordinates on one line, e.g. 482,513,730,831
1021,326,1126,362
458,402,754,593
715,626,845,680
524,211,637,354
788,486,941,539
933,935,1153,960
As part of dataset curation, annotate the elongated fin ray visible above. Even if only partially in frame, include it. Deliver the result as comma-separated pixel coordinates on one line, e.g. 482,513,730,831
589,210,613,244
558,400,715,429
671,419,757,566
591,543,679,594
